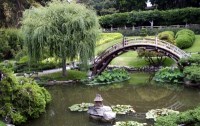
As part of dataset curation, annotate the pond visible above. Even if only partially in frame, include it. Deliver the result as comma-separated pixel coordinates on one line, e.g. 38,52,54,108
25,73,200,126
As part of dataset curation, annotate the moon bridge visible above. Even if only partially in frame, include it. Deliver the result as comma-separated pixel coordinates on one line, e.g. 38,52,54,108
92,37,190,76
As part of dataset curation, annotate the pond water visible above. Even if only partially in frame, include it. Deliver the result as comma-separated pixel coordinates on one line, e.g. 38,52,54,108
25,73,200,126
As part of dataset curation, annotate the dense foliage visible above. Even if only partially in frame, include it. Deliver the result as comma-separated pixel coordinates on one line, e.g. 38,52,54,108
0,67,51,124
183,66,200,83
137,49,166,67
153,67,184,83
89,69,130,85
21,0,100,76
39,70,87,82
150,0,200,10
100,8,200,28
158,31,175,44
2,0,199,27
155,106,200,126
175,29,195,49
179,56,200,67
0,28,23,60
96,33,122,46
0,0,51,27
13,56,61,73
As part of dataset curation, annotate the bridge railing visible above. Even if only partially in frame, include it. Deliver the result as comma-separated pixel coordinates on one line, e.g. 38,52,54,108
125,38,189,58
94,42,123,63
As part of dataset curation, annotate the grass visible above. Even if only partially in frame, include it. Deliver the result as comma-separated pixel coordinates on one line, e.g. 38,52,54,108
96,33,122,46
111,51,149,67
95,38,122,55
110,51,175,67
39,70,87,81
184,35,200,53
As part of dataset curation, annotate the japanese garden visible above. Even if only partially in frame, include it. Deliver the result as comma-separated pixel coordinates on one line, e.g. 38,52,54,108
1,0,200,126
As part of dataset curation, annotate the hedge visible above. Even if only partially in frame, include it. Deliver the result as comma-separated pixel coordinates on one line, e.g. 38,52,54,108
175,29,195,49
158,31,175,44
99,7,200,28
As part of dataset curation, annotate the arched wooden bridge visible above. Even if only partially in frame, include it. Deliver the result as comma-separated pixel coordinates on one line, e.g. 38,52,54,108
92,37,190,76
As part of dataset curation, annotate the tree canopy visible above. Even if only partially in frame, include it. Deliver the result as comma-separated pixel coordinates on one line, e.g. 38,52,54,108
21,0,100,76
150,0,200,10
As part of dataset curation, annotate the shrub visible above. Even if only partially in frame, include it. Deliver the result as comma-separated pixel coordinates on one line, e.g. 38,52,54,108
175,29,195,49
0,28,23,60
179,56,200,67
155,107,200,126
0,67,51,124
183,66,200,83
140,28,147,37
153,67,184,83
96,33,123,46
158,31,175,44
14,57,62,73
39,70,87,81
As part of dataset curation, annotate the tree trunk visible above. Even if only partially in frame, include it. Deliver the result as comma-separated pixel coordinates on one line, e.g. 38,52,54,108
62,57,67,77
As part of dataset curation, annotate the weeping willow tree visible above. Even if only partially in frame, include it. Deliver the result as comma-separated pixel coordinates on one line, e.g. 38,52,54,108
21,0,100,76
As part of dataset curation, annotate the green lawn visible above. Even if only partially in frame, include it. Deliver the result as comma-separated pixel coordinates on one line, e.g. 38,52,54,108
95,38,122,55
110,51,174,67
184,35,200,53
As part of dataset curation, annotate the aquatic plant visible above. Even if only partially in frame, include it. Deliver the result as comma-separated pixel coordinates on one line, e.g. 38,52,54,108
146,108,179,121
153,67,184,83
69,103,94,112
111,105,135,114
114,121,147,126
69,103,135,114
88,68,130,85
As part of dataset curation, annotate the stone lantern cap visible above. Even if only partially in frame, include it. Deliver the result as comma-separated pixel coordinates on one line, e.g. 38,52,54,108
94,94,103,102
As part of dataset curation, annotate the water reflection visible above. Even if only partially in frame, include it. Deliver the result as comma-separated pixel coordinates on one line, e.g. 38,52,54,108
24,73,200,126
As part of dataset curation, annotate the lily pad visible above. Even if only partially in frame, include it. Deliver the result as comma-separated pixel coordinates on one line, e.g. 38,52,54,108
111,105,136,114
69,103,94,112
146,108,179,121
113,121,147,126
